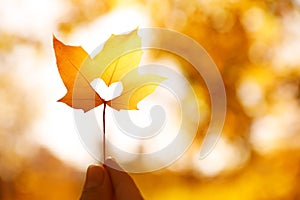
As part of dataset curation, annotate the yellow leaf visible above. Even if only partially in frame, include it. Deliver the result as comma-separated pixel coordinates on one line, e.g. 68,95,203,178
108,70,166,110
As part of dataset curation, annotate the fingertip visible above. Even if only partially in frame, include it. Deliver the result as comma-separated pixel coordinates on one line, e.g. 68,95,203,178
80,164,113,200
85,165,105,188
87,164,102,171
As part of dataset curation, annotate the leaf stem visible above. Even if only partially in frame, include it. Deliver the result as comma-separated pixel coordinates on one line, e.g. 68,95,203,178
103,101,107,161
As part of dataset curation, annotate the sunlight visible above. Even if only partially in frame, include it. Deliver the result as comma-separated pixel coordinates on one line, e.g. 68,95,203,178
90,78,123,101
0,0,69,40
194,135,249,177
241,7,265,33
69,6,151,53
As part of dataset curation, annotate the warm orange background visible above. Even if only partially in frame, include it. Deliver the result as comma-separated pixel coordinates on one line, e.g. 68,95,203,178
1,0,300,199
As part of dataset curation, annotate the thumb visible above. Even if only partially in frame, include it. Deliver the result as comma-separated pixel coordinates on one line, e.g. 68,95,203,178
104,158,144,200
80,165,113,200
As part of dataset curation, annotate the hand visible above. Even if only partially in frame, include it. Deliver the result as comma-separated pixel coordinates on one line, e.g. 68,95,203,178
80,158,144,200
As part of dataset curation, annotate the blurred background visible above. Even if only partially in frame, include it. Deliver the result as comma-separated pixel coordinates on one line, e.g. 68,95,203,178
1,0,300,199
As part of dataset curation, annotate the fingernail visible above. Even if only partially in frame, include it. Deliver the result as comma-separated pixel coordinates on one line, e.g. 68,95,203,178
85,165,104,188
105,156,116,162
104,157,115,166
104,158,123,171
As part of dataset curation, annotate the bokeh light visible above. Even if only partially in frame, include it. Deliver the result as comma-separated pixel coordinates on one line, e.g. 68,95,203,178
1,0,300,199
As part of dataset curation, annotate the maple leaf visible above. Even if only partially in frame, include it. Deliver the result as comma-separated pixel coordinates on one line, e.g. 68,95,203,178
53,29,165,112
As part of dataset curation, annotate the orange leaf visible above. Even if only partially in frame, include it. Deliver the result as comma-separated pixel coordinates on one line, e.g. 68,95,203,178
53,36,104,112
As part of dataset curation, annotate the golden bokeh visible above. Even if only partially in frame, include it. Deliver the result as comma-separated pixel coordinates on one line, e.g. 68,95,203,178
1,0,300,199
